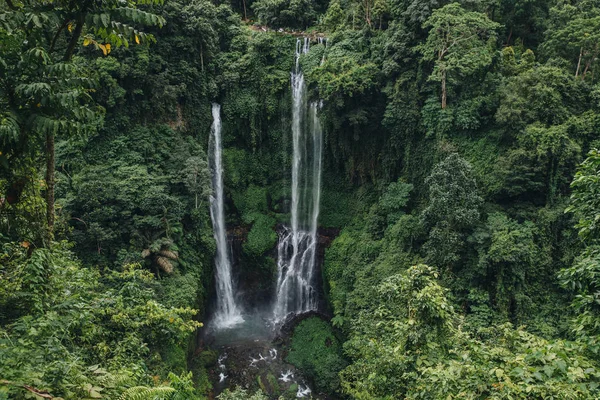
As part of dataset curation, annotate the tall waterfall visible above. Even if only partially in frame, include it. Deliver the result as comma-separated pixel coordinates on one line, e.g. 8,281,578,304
209,103,244,329
273,39,324,322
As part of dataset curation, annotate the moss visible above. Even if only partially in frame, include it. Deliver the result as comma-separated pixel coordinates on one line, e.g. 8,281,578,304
286,317,346,395
244,214,277,257
199,350,218,367
257,375,267,394
159,343,187,374
284,383,298,399
267,373,280,396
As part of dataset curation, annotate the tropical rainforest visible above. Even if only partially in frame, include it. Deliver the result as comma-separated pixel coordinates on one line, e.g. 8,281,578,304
3,0,600,398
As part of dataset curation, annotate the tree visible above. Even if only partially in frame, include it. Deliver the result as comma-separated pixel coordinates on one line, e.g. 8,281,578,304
181,0,219,72
341,264,456,398
0,0,165,243
566,149,600,242
252,0,317,29
561,149,600,354
419,3,499,108
477,213,541,317
544,0,600,79
181,156,210,209
421,153,483,268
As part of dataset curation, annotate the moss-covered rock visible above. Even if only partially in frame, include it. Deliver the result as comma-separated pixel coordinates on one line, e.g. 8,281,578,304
286,317,346,395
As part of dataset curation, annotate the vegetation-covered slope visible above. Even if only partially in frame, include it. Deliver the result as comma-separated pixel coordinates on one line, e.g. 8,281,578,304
2,0,600,398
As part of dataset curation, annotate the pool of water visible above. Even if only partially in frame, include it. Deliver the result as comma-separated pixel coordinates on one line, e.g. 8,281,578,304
206,311,274,346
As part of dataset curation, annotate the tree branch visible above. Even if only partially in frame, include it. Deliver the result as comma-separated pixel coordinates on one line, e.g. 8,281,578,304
63,12,84,61
63,0,93,61
50,18,72,54
0,380,54,399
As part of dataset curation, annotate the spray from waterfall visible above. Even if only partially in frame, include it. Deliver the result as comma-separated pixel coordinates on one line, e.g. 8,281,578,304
273,39,324,322
209,103,244,329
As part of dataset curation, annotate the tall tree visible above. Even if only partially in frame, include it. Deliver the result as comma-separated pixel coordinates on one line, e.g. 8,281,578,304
561,149,600,353
0,0,165,243
544,0,600,79
421,153,483,268
419,3,499,108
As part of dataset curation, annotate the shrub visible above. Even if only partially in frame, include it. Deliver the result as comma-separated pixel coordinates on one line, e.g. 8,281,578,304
286,317,346,394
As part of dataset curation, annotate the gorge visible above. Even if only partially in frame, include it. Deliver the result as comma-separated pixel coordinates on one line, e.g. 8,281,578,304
205,39,328,397
3,1,600,399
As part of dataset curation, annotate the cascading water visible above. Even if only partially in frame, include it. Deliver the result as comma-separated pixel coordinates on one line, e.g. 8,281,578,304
273,39,324,322
209,103,244,329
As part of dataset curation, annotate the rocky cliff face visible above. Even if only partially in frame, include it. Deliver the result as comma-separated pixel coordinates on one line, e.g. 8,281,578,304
227,225,339,314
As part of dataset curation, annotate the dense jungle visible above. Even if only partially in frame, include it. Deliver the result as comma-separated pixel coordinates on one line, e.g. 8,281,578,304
3,0,600,398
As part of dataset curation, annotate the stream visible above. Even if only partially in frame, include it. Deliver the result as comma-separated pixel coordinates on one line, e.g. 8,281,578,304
204,313,326,399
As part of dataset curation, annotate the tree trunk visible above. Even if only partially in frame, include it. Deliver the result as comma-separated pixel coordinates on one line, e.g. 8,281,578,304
200,43,204,72
582,46,598,79
441,69,447,109
242,0,247,20
45,131,55,244
576,47,583,78
63,13,85,61
194,174,198,209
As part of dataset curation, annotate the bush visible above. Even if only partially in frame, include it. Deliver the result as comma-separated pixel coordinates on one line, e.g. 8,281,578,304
217,387,268,400
0,243,201,399
286,317,346,394
244,214,277,257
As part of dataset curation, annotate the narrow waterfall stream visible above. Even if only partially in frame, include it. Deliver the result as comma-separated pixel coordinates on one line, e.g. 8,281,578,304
273,38,324,322
209,103,244,329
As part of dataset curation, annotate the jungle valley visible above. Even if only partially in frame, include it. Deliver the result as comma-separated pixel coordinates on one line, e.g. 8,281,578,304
3,0,600,399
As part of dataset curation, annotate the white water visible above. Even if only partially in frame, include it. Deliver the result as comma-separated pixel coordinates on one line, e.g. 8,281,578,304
209,103,244,329
273,39,324,322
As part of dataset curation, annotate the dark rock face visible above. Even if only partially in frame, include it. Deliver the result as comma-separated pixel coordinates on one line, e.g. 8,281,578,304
228,225,339,313
229,226,276,310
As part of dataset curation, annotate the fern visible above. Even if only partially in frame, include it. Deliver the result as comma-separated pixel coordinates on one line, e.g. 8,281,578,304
0,112,20,145
119,386,176,400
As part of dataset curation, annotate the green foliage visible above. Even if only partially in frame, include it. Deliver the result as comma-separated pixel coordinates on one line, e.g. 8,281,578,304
419,3,499,109
286,317,346,394
341,264,456,398
244,214,277,257
4,0,600,398
217,387,268,400
474,212,542,317
566,149,600,241
120,386,176,400
0,243,201,399
421,153,483,268
561,149,600,355
544,0,600,79
252,0,317,29
412,325,600,399
119,372,197,400
378,179,413,224
340,264,600,399
311,54,379,102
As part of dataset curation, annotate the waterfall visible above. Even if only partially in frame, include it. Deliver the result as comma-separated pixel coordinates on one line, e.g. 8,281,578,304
273,39,324,322
209,103,244,329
